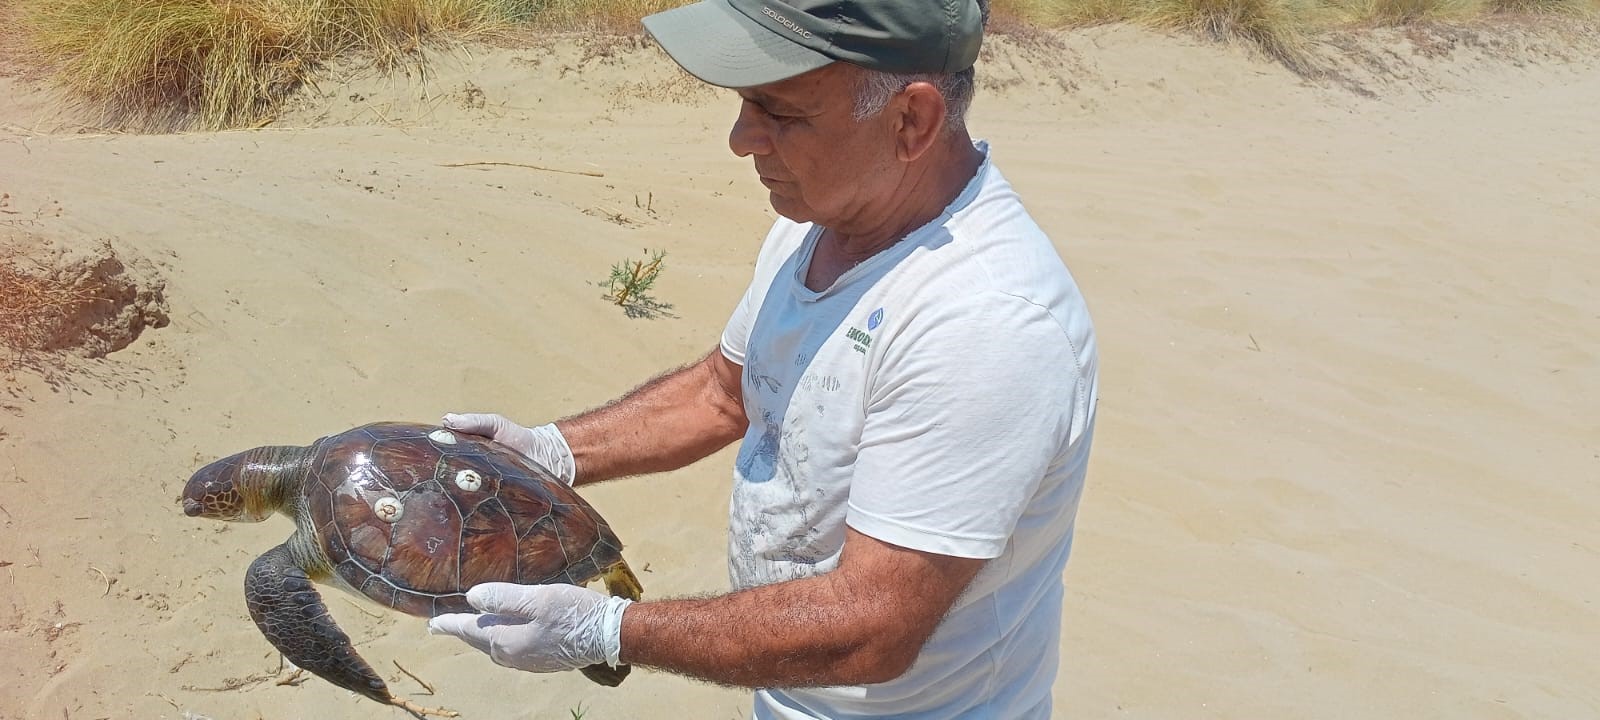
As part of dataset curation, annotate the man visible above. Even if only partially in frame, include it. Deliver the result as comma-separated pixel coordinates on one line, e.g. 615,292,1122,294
427,0,1100,716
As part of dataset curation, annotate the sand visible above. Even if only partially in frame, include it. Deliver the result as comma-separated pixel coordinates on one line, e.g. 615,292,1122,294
2,21,1598,720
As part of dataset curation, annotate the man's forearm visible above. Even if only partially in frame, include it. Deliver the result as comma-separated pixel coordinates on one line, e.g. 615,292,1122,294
617,569,913,688
558,349,747,485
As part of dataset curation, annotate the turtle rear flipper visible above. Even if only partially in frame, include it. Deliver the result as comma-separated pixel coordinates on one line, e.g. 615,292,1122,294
577,559,644,687
600,559,643,601
246,544,459,718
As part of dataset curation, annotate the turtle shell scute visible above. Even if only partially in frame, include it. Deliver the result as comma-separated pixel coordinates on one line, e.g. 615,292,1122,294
365,439,441,491
459,498,519,582
360,422,436,441
434,451,505,516
361,575,399,609
380,483,462,594
301,422,627,618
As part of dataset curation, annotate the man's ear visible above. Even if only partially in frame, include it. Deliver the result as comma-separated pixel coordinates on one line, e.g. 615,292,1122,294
894,82,948,163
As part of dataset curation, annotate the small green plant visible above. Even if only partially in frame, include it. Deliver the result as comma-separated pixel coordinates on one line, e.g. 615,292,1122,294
603,248,671,318
569,702,588,720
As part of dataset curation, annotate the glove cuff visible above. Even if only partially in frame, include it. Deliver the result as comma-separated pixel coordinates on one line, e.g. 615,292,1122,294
531,423,577,485
598,596,633,669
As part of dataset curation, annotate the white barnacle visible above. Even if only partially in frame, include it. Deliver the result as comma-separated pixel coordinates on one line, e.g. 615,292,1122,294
373,496,404,522
455,469,483,492
428,429,458,445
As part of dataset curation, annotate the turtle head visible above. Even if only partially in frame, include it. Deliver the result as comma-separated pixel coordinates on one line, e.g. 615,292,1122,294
183,446,305,522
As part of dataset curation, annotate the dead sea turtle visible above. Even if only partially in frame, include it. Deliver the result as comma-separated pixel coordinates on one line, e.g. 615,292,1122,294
182,421,643,717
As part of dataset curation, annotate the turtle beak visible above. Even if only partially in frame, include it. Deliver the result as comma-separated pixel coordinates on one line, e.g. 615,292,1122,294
183,498,203,517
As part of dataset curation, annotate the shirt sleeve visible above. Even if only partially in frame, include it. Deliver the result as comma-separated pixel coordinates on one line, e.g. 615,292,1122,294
720,271,758,366
845,290,1088,559
721,219,810,366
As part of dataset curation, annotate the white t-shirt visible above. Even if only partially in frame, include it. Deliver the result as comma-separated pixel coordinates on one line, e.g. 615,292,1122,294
720,142,1099,719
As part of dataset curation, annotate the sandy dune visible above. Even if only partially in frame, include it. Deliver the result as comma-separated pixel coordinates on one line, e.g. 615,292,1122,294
2,23,1598,720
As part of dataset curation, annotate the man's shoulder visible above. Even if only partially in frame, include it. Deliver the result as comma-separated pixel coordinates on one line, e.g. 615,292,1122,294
878,180,1093,357
895,211,1072,313
751,216,813,269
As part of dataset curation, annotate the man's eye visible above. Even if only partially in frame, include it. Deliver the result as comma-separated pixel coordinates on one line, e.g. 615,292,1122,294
742,98,803,124
760,105,799,121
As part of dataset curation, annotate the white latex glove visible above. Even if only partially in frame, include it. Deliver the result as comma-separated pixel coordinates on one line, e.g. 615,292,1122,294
428,582,631,673
441,413,576,485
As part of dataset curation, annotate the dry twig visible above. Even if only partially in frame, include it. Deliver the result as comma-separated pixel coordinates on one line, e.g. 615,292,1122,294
168,652,194,674
439,161,603,178
342,596,385,619
88,566,112,596
393,660,437,695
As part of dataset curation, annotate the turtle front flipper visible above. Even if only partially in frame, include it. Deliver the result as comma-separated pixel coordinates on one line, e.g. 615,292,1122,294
246,544,459,718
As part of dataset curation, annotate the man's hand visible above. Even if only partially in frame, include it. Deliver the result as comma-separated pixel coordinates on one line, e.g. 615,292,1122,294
428,583,631,673
441,413,576,485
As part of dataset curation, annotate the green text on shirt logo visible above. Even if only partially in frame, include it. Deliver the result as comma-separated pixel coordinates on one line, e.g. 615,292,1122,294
845,326,872,354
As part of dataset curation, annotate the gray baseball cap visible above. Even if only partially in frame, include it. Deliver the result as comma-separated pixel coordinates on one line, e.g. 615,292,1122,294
642,0,983,88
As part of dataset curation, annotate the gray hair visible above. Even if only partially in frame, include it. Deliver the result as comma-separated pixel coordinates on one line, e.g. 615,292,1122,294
850,0,987,134
851,68,977,134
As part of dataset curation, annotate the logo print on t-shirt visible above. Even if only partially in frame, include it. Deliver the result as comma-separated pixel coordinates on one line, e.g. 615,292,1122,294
844,326,872,354
867,307,884,331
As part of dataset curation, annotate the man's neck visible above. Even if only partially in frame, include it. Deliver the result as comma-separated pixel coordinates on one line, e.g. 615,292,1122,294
828,134,984,261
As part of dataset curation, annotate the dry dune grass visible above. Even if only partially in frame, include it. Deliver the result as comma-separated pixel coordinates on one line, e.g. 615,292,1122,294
1012,0,1598,22
11,0,1599,131
1489,0,1598,12
0,5,24,73
523,0,692,32
12,0,696,130
991,0,1139,26
995,0,1317,72
1145,0,1318,72
1316,0,1592,25
18,0,538,129
995,0,1596,60
1339,0,1482,25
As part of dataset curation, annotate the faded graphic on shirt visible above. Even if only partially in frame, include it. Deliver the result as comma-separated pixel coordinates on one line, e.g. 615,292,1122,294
727,286,864,590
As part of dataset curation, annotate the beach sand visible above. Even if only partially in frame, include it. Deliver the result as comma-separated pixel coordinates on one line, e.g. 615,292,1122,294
2,22,1598,720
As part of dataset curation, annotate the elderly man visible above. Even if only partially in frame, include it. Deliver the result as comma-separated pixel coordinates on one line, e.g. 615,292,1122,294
428,0,1099,716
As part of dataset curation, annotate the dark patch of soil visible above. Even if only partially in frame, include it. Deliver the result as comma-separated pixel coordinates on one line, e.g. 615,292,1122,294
0,233,170,363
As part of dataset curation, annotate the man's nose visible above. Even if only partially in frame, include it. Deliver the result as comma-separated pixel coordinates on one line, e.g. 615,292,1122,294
728,100,772,158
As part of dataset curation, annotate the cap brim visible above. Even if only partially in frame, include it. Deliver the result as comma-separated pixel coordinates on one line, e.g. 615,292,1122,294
642,0,834,89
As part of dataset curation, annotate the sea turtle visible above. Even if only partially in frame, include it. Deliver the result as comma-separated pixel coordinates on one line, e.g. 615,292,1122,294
181,421,643,717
